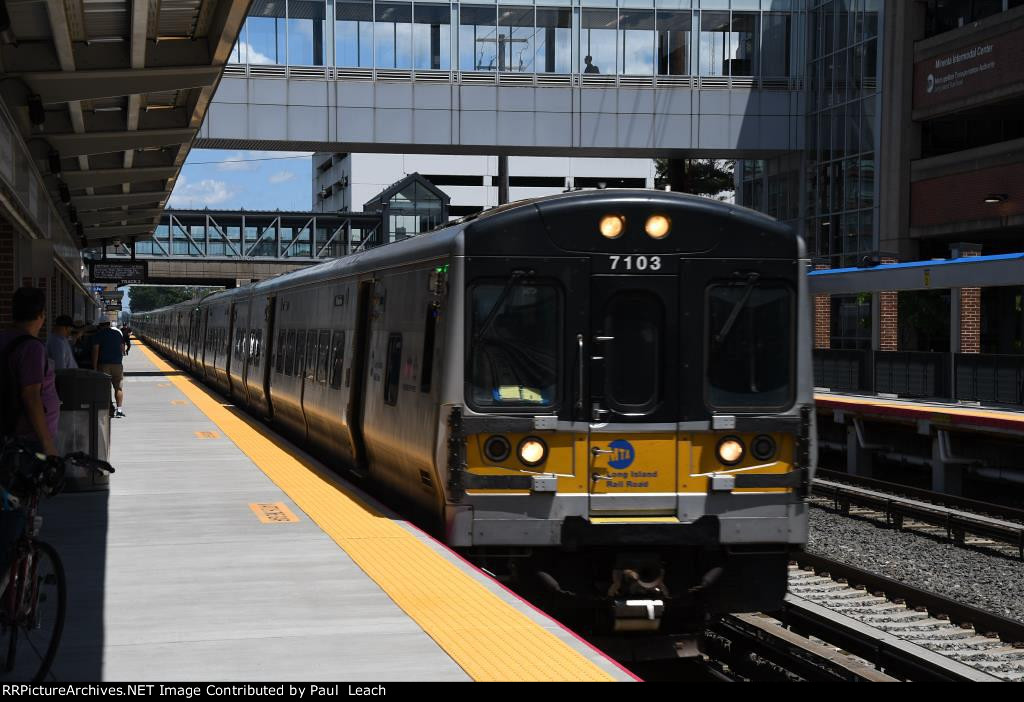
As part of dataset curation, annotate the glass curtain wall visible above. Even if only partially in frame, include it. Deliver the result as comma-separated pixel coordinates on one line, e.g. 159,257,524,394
806,0,881,269
231,1,805,80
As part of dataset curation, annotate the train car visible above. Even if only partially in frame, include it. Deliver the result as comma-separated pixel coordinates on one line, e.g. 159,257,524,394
134,190,814,645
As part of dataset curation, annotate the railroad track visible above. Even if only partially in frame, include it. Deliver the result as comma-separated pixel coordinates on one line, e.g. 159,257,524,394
810,471,1024,558
781,552,1024,681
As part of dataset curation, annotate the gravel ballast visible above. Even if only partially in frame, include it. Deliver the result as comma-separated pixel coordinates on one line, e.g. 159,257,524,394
806,505,1024,624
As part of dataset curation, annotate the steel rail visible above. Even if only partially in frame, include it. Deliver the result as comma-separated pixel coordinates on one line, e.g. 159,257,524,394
811,473,1024,558
791,551,1024,646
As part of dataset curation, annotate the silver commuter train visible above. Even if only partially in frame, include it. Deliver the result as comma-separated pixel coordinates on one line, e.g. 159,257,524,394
134,189,815,640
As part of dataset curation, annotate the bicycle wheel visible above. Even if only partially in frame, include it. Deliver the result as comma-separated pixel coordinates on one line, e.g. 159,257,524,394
18,541,66,683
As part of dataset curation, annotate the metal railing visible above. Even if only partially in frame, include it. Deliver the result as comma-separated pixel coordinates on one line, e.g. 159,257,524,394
814,350,1024,407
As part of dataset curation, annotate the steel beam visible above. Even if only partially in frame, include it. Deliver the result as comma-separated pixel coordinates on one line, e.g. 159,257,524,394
46,128,195,158
75,191,169,211
21,67,221,104
63,167,178,189
82,223,158,240
808,253,1024,295
79,208,167,225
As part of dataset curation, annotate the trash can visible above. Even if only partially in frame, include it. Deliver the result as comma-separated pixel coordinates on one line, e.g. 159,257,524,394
55,369,112,491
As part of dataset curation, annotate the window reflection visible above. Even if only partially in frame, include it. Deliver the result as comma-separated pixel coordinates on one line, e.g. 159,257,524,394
581,9,617,75
336,0,373,67
535,8,571,73
247,0,287,65
698,11,758,77
460,6,497,71
288,0,326,65
656,10,689,75
620,10,654,75
761,13,790,77
376,3,413,68
413,3,450,70
498,6,534,73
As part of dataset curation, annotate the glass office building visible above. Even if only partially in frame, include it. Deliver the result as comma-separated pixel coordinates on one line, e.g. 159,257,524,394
231,0,807,82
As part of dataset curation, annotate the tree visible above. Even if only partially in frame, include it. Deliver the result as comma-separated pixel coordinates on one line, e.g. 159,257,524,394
654,159,735,200
128,286,221,313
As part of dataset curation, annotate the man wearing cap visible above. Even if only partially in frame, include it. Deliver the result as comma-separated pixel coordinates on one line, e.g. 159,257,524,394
92,321,126,418
45,315,78,371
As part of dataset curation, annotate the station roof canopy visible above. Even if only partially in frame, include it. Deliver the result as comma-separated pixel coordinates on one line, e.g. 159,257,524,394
809,252,1024,295
0,0,253,244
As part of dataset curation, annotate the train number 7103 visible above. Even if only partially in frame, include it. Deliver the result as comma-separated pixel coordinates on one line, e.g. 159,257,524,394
608,255,662,272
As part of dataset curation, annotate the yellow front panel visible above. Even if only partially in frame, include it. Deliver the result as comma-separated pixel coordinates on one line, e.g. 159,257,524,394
683,433,795,494
588,433,678,495
464,432,586,494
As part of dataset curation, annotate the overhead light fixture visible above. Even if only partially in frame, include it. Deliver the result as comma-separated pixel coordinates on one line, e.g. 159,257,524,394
93,106,123,113
58,182,71,204
27,93,45,127
984,193,1008,204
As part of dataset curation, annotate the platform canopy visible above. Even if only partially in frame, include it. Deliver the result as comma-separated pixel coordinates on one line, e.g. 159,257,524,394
0,0,253,244
809,253,1024,295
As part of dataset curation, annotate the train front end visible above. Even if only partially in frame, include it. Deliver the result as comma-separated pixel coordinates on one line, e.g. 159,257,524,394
443,190,813,642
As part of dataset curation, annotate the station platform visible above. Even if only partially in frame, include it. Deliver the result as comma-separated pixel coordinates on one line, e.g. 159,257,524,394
38,343,635,682
815,392,1024,436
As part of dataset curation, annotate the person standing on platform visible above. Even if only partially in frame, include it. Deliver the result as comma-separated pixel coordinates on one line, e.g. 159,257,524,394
92,321,126,418
45,315,78,371
0,288,59,456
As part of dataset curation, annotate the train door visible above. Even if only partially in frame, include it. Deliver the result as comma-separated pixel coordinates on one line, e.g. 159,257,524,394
259,295,276,418
587,273,679,516
346,280,375,470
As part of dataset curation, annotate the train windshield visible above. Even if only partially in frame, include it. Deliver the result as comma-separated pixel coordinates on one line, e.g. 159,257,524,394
467,281,560,410
706,282,794,410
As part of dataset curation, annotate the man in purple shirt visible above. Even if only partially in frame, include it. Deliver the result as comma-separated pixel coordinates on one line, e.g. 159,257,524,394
0,288,59,456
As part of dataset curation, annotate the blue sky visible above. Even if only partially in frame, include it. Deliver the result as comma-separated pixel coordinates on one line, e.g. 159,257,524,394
168,149,313,211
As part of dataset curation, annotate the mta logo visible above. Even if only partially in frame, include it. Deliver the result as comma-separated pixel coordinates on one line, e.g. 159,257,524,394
608,440,635,470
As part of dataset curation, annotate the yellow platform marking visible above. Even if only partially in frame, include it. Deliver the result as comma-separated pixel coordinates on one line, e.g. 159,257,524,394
138,344,615,682
157,382,171,388
195,431,220,439
250,502,300,523
171,400,186,406
815,393,1024,424
590,516,679,524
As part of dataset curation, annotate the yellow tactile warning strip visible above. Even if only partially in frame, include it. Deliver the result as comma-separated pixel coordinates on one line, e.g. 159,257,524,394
138,343,620,682
815,393,1024,424
249,502,300,523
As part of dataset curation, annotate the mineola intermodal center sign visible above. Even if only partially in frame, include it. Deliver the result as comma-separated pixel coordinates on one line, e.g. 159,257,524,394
914,23,1024,112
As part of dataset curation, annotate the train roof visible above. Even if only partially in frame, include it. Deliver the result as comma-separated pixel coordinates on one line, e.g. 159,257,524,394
139,190,801,313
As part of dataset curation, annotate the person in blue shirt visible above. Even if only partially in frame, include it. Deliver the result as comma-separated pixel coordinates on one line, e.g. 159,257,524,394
45,315,77,371
91,322,126,418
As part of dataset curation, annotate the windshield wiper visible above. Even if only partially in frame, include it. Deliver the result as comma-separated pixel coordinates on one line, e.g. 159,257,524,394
713,272,760,347
473,270,525,344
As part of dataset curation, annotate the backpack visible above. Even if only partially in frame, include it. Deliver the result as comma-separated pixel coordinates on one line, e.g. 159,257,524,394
0,334,46,439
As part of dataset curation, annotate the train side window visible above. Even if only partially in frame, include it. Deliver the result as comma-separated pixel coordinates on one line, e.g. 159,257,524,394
276,331,286,373
305,331,317,382
384,334,402,406
330,331,345,389
254,330,263,363
420,305,438,393
295,330,307,378
286,329,296,376
317,330,330,384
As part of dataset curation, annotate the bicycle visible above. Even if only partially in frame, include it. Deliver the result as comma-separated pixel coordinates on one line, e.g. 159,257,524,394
0,441,114,682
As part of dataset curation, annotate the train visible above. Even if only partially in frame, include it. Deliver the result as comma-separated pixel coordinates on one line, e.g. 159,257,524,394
133,189,814,651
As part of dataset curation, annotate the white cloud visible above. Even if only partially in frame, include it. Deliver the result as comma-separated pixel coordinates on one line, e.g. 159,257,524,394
217,154,261,172
269,171,296,184
240,42,275,66
168,174,236,208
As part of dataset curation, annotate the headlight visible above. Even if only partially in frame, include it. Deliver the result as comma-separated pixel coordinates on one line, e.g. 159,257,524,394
483,435,511,463
600,215,625,239
645,215,671,239
716,437,745,466
751,435,777,461
517,437,548,467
